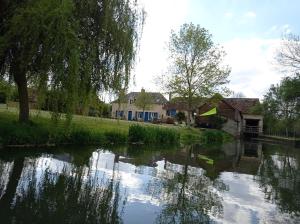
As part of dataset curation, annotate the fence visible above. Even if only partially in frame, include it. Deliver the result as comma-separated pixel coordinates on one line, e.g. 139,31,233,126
264,128,300,139
243,125,263,134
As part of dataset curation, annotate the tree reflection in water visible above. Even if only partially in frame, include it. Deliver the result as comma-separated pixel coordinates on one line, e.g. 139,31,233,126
147,145,227,224
0,156,126,224
255,144,300,217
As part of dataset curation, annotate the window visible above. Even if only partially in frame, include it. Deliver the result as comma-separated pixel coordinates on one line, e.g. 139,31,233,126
138,112,143,119
167,109,176,117
116,110,124,117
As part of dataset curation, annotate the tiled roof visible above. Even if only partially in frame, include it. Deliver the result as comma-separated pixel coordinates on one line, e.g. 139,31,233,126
163,97,205,111
223,98,260,113
112,92,168,104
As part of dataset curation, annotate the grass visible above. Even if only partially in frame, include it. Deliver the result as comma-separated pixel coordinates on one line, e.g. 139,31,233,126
128,124,180,144
0,106,232,147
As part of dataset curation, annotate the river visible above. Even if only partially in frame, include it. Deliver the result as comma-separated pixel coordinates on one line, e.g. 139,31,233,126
0,140,299,223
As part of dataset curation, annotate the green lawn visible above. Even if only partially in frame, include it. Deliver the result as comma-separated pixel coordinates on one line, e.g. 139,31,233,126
0,106,206,146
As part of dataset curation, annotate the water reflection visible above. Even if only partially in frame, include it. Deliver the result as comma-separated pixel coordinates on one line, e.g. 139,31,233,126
0,149,126,224
0,141,299,223
146,145,226,224
255,144,300,216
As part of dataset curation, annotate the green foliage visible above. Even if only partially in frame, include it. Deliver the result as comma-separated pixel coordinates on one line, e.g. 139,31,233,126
249,102,263,115
175,111,186,123
209,93,224,106
0,80,15,103
0,0,144,122
0,123,48,145
160,23,231,124
262,73,300,136
210,116,227,129
128,124,180,144
104,131,127,144
0,109,230,147
0,111,128,146
134,89,153,112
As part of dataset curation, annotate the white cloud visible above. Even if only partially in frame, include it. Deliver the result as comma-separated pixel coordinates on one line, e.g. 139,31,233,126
130,0,189,92
223,38,283,98
224,12,233,19
213,172,298,224
129,2,284,100
267,24,292,36
244,11,256,19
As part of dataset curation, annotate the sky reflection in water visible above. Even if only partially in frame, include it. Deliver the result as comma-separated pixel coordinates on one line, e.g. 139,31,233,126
0,141,299,224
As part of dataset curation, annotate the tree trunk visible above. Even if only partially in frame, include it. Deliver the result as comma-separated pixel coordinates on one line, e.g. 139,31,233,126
142,108,145,121
187,110,191,126
187,96,192,127
0,157,25,220
13,69,29,122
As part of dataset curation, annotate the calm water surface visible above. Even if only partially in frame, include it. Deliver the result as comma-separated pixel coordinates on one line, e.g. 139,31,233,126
0,141,299,223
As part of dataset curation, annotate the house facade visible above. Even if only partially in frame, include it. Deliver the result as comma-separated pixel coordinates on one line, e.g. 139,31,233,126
197,98,263,137
163,98,204,124
111,91,168,121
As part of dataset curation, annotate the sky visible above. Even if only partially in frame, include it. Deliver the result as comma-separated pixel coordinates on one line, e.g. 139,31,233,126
129,0,300,99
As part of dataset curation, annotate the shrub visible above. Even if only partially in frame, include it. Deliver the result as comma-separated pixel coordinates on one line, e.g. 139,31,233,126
175,112,186,123
0,121,50,145
165,117,175,124
152,118,161,124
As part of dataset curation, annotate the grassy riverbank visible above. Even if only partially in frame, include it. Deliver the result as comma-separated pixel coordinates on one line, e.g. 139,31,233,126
0,107,231,147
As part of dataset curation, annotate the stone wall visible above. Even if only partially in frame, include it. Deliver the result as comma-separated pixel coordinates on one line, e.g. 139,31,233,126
222,119,241,137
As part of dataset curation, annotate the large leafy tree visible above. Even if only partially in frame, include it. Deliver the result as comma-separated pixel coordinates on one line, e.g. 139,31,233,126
0,0,144,122
262,74,300,135
161,23,230,125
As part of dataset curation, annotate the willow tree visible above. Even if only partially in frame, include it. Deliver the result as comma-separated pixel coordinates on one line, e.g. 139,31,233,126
0,0,144,122
161,23,230,125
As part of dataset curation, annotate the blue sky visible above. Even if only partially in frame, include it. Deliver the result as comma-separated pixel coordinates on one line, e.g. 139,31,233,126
129,0,300,99
188,0,299,41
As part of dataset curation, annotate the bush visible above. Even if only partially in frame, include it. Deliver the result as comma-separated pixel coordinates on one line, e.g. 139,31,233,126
0,121,50,145
175,112,186,123
165,117,175,124
152,118,161,124
128,124,179,144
